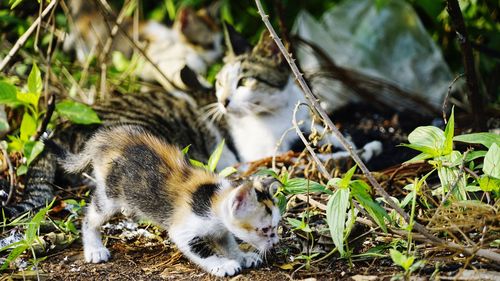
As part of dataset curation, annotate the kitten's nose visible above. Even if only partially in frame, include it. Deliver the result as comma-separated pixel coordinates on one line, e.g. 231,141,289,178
223,98,231,108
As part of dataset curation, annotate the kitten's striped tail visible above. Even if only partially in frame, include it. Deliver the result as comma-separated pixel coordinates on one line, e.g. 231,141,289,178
41,137,92,174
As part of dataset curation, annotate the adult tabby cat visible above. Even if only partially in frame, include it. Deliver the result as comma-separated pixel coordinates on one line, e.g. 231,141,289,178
43,125,279,277
65,0,222,91
213,26,382,163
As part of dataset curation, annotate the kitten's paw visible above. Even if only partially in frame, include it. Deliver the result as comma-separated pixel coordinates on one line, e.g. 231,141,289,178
84,246,111,263
239,252,262,268
209,260,241,277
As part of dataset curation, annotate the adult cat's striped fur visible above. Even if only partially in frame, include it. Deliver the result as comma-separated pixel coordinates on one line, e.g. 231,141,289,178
43,125,279,277
2,90,237,218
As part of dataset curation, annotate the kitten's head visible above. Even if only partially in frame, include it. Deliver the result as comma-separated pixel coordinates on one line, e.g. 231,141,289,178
174,3,223,64
224,181,280,252
215,27,291,116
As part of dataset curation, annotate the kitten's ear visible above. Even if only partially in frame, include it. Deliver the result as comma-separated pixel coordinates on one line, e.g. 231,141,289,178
223,22,251,56
231,182,256,218
252,30,284,64
252,176,280,198
179,65,211,91
205,0,222,22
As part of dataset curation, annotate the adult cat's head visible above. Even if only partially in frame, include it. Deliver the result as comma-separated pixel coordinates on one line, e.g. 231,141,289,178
215,26,292,116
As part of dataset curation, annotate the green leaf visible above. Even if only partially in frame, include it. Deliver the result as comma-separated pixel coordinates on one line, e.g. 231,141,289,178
181,144,191,155
1,244,28,270
326,188,350,256
16,164,27,176
255,168,279,179
189,159,206,169
339,165,357,188
0,81,20,107
404,152,434,163
207,139,225,172
478,176,500,192
28,63,42,94
443,107,454,155
24,140,44,166
389,249,413,271
454,133,500,149
406,126,445,156
350,180,389,232
16,91,39,108
112,51,130,72
20,112,36,142
286,218,311,233
483,143,500,179
56,101,101,125
464,150,487,162
219,166,237,178
283,178,331,195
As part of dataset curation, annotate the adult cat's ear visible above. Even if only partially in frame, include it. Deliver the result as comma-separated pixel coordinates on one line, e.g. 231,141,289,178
231,182,256,218
252,30,284,64
223,22,251,57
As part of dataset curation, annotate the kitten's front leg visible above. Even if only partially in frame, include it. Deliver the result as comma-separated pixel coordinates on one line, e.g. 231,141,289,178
169,229,241,277
218,233,262,269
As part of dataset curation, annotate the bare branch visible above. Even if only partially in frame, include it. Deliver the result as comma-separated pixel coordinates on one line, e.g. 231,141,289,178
0,0,59,72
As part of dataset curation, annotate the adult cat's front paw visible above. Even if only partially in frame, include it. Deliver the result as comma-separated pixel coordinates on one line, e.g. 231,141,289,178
238,252,262,268
209,260,241,277
84,246,111,263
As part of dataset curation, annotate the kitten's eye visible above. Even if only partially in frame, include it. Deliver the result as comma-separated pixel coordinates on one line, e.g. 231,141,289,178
261,227,270,233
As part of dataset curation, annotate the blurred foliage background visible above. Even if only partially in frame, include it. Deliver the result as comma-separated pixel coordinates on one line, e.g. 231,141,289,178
0,0,499,103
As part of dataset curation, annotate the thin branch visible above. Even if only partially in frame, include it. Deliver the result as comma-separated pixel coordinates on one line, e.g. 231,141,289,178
442,74,464,123
0,0,58,72
446,0,483,130
255,0,500,264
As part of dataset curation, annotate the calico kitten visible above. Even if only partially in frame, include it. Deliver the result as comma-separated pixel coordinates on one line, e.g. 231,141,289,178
43,125,280,277
65,0,222,91
214,27,383,163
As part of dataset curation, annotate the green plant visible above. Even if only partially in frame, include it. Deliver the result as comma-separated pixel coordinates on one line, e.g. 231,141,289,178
326,165,389,258
183,140,237,177
389,248,425,280
403,108,500,200
0,201,53,271
0,63,101,175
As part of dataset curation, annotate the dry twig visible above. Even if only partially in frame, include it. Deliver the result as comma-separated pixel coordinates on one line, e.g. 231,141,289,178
0,0,58,72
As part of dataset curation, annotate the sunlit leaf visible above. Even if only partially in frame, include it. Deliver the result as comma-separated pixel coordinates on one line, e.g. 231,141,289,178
478,176,500,192
207,139,225,172
454,133,500,149
483,143,500,179
389,249,414,271
24,140,44,166
56,101,101,125
339,165,357,188
406,126,445,156
443,107,454,155
326,188,350,256
0,81,20,107
27,63,42,94
20,112,36,142
219,166,237,178
181,144,191,155
16,164,27,176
